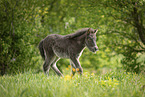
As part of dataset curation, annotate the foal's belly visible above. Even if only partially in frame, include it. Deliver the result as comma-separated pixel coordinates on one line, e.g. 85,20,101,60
53,48,69,58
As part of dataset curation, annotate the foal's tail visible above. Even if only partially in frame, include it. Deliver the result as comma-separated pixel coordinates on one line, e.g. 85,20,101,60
39,40,45,60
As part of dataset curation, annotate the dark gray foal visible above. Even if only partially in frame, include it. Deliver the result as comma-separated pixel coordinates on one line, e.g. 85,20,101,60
39,28,99,77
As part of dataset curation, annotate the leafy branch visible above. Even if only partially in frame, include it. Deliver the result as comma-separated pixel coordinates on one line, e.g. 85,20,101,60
98,30,145,51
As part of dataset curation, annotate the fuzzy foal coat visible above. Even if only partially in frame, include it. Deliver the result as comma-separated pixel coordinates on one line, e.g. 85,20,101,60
39,28,98,77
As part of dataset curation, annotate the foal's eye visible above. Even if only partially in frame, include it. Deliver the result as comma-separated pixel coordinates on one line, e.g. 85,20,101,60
87,37,90,39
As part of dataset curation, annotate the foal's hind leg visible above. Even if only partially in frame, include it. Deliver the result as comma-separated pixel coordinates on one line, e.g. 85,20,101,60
43,61,48,73
43,56,56,76
43,46,57,76
51,58,64,77
43,48,57,76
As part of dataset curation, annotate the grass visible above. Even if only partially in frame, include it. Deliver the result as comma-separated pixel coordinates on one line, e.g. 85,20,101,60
0,70,145,97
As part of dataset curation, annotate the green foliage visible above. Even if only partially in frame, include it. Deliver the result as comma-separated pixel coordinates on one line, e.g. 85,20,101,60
0,0,145,75
0,0,42,75
0,71,145,97
99,0,145,73
122,51,145,73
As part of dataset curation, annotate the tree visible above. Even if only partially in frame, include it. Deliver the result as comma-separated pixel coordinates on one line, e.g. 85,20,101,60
100,0,145,73
0,0,41,75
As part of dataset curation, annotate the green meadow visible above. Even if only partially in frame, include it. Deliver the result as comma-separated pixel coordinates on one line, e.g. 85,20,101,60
1,0,145,97
0,70,145,97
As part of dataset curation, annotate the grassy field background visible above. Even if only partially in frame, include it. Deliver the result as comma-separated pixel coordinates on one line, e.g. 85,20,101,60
0,69,145,97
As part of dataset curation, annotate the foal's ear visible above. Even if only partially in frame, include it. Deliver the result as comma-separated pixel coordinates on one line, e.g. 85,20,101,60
94,29,98,34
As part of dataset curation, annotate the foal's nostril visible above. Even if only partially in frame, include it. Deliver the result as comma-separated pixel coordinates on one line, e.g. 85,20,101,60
94,47,97,51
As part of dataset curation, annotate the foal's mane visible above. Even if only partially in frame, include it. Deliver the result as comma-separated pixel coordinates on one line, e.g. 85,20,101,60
66,28,89,39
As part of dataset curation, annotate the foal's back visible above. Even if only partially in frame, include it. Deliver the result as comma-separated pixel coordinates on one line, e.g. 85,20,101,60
44,33,71,44
43,33,85,58
43,34,71,58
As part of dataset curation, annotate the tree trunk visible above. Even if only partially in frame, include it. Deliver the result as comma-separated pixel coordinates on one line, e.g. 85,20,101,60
133,2,145,45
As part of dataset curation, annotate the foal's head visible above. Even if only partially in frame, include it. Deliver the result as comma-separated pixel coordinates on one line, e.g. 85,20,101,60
85,28,99,53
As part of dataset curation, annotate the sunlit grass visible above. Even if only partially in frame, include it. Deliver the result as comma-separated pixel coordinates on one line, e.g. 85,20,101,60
0,69,145,97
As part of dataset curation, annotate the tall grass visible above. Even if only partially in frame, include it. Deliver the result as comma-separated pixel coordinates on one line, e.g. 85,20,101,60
0,70,145,97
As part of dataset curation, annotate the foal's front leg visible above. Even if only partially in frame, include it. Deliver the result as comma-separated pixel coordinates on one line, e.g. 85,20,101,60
70,57,83,75
70,61,76,76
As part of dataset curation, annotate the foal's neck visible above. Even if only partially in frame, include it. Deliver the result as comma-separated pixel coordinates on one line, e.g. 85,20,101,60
78,31,87,39
76,32,87,45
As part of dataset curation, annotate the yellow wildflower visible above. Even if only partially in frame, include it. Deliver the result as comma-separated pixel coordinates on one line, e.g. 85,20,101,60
76,68,79,71
91,73,95,76
113,78,119,82
64,75,72,81
114,83,119,85
72,68,76,72
68,65,71,68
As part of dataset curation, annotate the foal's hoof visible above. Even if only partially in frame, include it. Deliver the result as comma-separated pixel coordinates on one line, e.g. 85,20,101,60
76,68,83,75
